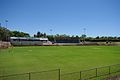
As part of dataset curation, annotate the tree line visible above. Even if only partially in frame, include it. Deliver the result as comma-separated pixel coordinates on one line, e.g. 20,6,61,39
0,26,30,41
0,26,120,42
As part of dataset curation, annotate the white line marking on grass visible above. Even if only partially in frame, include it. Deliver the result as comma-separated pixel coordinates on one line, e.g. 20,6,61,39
28,50,32,51
92,48,101,49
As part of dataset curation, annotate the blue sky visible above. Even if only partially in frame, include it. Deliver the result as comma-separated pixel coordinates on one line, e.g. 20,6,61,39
0,0,120,37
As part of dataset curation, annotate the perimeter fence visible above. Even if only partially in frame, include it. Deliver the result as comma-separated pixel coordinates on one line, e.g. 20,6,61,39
61,64,120,80
0,64,120,80
0,69,60,80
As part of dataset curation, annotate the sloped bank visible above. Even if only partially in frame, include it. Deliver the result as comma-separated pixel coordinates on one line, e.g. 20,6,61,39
0,41,11,49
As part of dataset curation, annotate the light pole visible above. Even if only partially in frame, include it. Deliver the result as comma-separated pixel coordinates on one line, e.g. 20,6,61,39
50,29,56,43
5,20,8,41
0,23,1,27
50,29,53,43
83,28,86,43
50,29,52,35
0,19,3,27
83,28,86,35
5,20,8,28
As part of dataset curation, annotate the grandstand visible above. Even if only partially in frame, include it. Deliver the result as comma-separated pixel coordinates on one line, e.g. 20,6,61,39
10,37,82,46
10,37,49,46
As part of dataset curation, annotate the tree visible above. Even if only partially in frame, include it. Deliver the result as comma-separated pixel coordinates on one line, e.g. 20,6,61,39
34,31,47,38
80,34,86,42
96,36,99,39
37,31,41,37
81,34,86,38
10,31,30,37
0,26,11,41
43,33,46,37
47,35,54,41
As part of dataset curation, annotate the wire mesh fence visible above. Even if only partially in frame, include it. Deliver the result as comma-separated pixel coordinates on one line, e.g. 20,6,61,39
97,66,110,77
0,73,29,80
110,64,120,73
80,68,97,80
0,69,60,80
61,72,80,80
61,64,120,80
0,64,120,80
30,69,60,80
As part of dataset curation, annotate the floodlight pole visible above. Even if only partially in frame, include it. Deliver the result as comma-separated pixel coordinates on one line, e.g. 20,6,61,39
5,20,8,41
5,20,8,28
83,28,86,43
83,28,86,35
50,29,52,41
50,28,56,43
50,29,52,35
0,19,2,27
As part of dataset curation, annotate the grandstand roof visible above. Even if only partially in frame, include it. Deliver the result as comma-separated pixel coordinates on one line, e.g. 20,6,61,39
10,37,48,40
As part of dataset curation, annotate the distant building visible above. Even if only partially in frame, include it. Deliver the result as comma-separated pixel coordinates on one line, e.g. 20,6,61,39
10,37,49,46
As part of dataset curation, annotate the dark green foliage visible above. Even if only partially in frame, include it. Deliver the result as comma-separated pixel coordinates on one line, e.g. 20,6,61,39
0,26,11,41
10,31,30,37
0,26,120,42
0,26,30,41
34,31,46,38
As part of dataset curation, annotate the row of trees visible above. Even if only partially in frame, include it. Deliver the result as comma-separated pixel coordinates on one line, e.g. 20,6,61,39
11,31,30,37
33,32,120,42
84,36,120,42
0,26,120,42
34,31,46,38
0,26,30,41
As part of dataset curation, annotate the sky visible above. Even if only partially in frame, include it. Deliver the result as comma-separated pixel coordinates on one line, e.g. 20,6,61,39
0,0,120,37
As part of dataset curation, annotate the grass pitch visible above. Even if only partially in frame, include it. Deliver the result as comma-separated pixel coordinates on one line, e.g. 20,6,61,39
0,46,120,76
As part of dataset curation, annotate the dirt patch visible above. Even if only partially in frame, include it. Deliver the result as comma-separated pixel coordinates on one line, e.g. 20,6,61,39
106,75,120,80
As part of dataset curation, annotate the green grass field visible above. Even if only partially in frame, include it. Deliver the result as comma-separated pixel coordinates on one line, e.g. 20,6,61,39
0,46,120,76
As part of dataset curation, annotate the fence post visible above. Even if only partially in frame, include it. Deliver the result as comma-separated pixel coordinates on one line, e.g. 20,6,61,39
96,68,97,77
80,71,82,80
58,69,60,80
109,66,111,75
28,73,31,80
